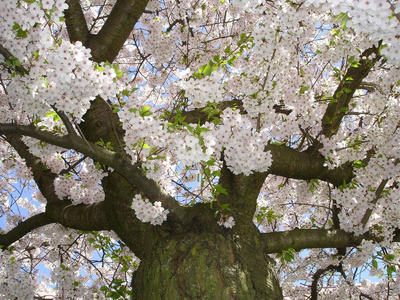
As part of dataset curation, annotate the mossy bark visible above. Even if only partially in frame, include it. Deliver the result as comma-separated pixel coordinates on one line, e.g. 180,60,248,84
131,228,282,300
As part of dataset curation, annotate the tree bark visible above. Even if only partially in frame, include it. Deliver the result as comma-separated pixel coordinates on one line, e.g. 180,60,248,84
131,228,282,299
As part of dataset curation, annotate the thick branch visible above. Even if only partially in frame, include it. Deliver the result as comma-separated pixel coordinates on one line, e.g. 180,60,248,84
0,123,121,170
179,99,291,125
321,44,382,138
4,135,112,230
360,179,389,228
64,0,91,44
217,161,268,229
260,228,400,254
46,201,112,231
0,43,28,74
4,134,59,203
0,201,112,251
266,144,353,187
179,99,243,124
0,124,185,218
86,0,149,63
0,213,52,250
311,265,344,300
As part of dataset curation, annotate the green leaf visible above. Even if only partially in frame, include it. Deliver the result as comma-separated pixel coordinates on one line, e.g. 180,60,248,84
140,106,152,117
372,259,378,269
353,160,364,168
13,23,21,31
266,210,282,224
100,285,108,292
384,254,396,261
128,108,138,113
120,266,129,272
114,66,123,78
220,203,231,211
95,64,106,71
335,12,349,30
105,142,114,151
44,110,61,121
387,265,396,278
214,184,229,196
95,138,105,147
203,63,214,76
16,29,28,38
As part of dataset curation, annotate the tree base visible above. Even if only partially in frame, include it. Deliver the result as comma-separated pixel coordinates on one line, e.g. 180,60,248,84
131,229,282,299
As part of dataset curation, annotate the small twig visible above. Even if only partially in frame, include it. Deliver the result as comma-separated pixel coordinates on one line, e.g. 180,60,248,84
59,155,87,175
50,105,78,137
361,179,389,228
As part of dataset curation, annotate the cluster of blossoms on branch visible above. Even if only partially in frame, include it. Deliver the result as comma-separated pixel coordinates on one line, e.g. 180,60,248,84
131,194,169,226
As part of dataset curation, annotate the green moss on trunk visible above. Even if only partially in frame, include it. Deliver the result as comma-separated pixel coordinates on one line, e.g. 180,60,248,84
131,229,282,299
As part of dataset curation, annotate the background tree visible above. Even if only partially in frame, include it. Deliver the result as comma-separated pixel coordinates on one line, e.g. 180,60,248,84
0,0,400,299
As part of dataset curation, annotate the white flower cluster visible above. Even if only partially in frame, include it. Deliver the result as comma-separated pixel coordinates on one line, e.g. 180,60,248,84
118,108,170,161
140,17,177,64
22,137,68,174
1,1,129,122
0,0,67,59
179,71,225,108
6,40,126,121
217,215,235,228
51,265,86,298
53,159,107,205
218,108,272,176
120,104,273,177
131,194,169,226
301,0,400,64
174,131,210,167
0,253,36,299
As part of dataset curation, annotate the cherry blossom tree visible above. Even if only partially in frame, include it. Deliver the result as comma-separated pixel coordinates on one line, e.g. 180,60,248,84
0,0,400,298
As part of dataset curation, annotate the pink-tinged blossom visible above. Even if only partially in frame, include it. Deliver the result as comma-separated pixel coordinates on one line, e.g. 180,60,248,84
131,194,169,226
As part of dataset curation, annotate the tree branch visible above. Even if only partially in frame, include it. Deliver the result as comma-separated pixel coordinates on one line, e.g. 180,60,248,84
321,44,382,138
0,200,113,251
311,264,344,300
3,135,113,234
3,134,59,203
360,179,389,228
86,0,150,63
178,99,292,126
0,124,186,218
260,228,400,254
0,213,52,250
64,0,91,44
63,0,184,218
266,143,353,187
0,123,120,169
217,160,268,229
46,201,112,231
0,43,28,74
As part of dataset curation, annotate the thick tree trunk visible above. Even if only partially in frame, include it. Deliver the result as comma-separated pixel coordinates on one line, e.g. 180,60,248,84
131,229,282,299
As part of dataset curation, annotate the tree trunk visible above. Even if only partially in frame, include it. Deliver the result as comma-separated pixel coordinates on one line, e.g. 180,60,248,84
131,228,282,299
